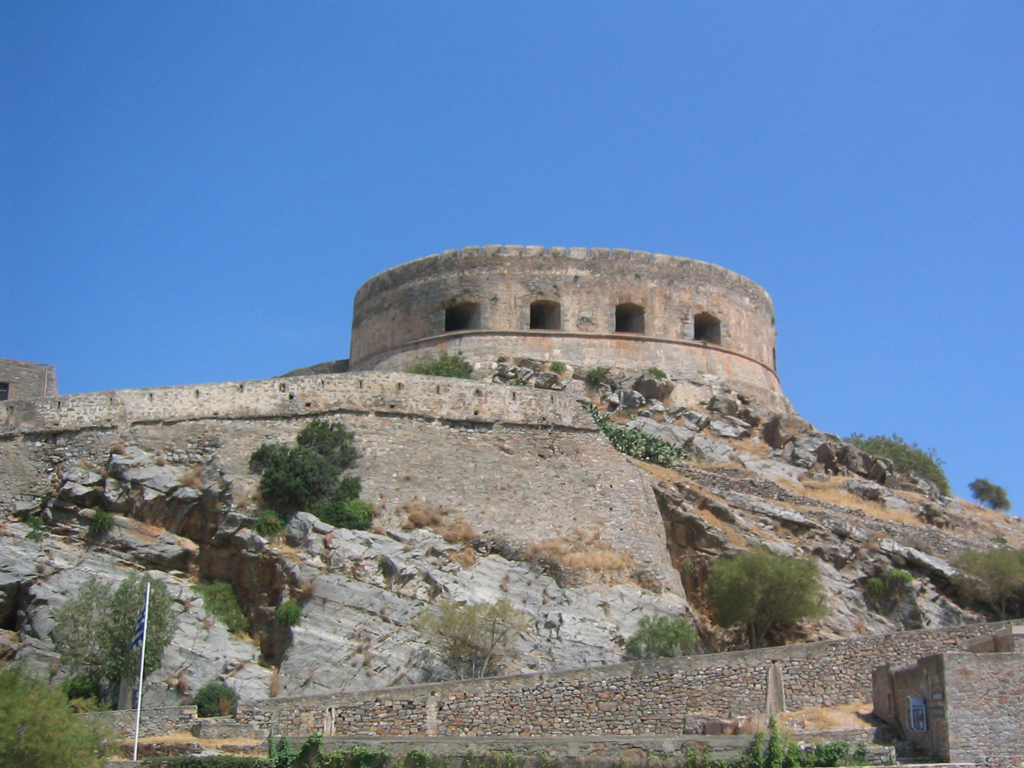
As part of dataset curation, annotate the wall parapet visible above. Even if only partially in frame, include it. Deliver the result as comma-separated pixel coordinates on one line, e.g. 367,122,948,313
0,372,594,438
235,620,1022,739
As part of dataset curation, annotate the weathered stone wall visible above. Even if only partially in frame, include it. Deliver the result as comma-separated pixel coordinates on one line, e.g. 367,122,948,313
82,706,198,739
0,371,587,437
0,357,57,400
944,652,1024,763
234,620,1022,739
349,247,781,399
0,372,681,592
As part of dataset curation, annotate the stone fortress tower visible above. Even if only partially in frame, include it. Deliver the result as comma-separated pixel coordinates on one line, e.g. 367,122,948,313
350,245,784,404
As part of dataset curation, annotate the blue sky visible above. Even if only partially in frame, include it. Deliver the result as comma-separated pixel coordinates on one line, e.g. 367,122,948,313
2,3,1022,509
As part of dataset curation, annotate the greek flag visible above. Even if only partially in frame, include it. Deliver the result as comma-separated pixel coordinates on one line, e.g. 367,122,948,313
130,604,147,650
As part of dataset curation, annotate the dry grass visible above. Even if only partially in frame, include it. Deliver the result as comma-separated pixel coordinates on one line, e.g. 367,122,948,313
778,476,923,525
448,547,477,569
526,530,634,572
180,466,204,489
269,667,280,698
399,500,447,530
440,517,475,543
780,701,874,733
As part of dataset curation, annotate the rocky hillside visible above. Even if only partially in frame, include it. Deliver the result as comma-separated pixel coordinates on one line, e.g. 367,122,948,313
1,362,1021,710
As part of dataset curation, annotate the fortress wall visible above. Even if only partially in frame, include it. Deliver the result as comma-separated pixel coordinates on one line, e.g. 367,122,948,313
0,373,682,592
350,247,779,396
0,372,591,437
357,332,786,409
0,358,57,400
237,620,1022,739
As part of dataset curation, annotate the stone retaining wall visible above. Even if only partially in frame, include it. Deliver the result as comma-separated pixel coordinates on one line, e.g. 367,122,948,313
236,620,1021,739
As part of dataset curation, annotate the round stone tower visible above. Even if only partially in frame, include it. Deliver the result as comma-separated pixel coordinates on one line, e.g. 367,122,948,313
350,245,784,401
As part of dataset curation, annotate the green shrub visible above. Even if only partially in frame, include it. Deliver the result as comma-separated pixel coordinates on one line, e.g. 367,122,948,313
88,509,114,537
192,680,239,717
707,548,826,648
887,568,913,586
194,582,250,635
0,665,109,767
647,366,667,379
253,510,284,537
160,758,269,767
405,351,473,378
624,615,697,659
865,577,887,600
312,496,374,530
276,599,302,627
26,515,44,542
589,406,684,468
584,367,608,386
549,361,567,374
250,419,364,521
846,433,950,496
969,478,1011,511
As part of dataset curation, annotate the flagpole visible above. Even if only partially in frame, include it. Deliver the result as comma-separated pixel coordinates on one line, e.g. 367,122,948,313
132,581,151,762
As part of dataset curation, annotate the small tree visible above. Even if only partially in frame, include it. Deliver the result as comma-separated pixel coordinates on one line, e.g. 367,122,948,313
954,547,1024,620
0,665,109,767
416,599,527,678
624,615,697,659
969,478,1011,511
706,548,826,648
53,575,178,708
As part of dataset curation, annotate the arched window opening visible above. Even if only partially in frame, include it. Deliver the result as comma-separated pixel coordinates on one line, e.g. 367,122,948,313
445,303,481,333
615,303,645,334
693,312,722,345
530,300,561,331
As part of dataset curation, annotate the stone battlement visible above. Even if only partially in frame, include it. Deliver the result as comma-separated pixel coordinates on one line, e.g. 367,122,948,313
0,371,593,437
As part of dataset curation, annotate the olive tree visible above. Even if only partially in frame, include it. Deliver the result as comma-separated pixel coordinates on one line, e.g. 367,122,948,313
53,574,177,708
706,548,827,648
416,598,527,678
968,478,1011,511
954,547,1024,620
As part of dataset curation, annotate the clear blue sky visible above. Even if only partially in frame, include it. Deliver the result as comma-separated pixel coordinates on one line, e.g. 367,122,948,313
3,3,1022,509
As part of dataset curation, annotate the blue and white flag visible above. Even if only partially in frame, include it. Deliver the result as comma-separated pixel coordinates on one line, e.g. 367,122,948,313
130,604,147,650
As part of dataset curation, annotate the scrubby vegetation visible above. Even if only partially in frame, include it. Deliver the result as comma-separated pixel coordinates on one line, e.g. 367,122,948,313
276,599,303,627
845,433,950,496
624,615,697,659
707,548,826,648
415,598,527,678
0,665,109,767
154,722,868,768
254,510,285,537
549,361,567,374
250,419,372,531
405,351,473,378
88,509,114,537
584,367,608,386
589,406,684,467
194,581,250,635
192,680,239,717
954,546,1024,620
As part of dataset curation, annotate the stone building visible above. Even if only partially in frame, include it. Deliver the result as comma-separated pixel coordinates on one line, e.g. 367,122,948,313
872,625,1024,763
0,358,57,401
349,246,784,403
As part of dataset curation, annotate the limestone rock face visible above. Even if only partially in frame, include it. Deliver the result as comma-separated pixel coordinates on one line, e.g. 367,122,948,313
0,367,1022,717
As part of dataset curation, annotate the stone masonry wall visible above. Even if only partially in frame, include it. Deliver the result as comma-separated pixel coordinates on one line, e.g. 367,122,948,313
349,247,782,400
235,620,1022,739
944,652,1024,763
0,357,57,400
0,372,682,591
